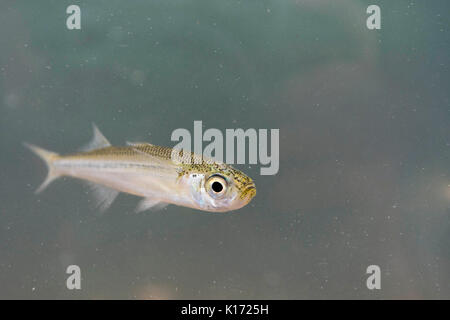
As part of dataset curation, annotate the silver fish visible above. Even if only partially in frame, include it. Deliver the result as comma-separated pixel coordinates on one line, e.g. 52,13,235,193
25,124,256,213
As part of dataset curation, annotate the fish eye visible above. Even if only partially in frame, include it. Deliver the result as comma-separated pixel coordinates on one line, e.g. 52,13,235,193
207,175,227,198
211,181,223,193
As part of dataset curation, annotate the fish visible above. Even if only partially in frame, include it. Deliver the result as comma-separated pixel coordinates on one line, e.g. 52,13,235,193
24,124,256,213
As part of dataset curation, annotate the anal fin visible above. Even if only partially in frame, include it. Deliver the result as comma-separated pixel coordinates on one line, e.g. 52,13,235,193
85,181,119,213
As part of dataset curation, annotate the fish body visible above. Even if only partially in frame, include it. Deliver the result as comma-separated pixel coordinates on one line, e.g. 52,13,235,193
25,125,256,213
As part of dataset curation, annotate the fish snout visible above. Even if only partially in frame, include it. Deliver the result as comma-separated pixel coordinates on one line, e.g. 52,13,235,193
241,182,256,202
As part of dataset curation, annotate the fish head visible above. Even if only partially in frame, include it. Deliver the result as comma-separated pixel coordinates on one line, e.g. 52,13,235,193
180,163,256,212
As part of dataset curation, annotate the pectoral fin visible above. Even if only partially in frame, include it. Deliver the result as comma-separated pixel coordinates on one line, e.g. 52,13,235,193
135,198,168,213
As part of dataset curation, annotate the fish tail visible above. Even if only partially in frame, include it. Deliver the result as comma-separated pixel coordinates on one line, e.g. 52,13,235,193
23,142,61,193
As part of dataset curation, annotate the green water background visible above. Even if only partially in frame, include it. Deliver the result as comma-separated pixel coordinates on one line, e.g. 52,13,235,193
0,0,449,298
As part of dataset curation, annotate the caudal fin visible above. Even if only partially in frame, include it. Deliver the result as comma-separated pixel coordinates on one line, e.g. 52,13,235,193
24,143,61,193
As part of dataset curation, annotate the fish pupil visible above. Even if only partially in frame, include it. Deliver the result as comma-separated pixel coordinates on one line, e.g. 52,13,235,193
211,181,223,193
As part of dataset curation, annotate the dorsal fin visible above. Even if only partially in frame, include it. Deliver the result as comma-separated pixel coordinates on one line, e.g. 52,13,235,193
128,143,176,168
80,123,111,151
126,141,154,147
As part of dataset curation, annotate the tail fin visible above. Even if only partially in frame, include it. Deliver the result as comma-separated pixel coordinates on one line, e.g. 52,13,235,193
24,143,61,193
